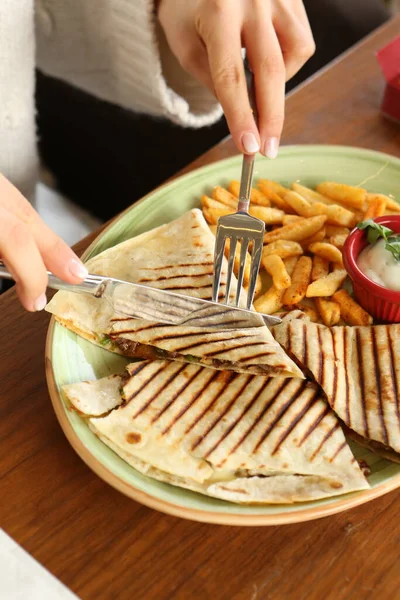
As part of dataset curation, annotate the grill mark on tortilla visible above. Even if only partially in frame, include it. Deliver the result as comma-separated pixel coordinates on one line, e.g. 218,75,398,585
138,272,213,283
253,380,309,453
202,377,267,458
329,440,347,462
173,334,254,353
151,367,203,424
272,389,319,455
342,327,353,431
148,330,230,342
355,329,368,437
297,406,330,445
237,352,275,363
224,379,292,461
317,327,324,387
191,376,251,451
144,262,215,270
131,364,187,418
162,370,224,435
181,372,237,436
156,283,217,291
388,327,400,434
302,322,308,365
109,323,166,336
310,422,340,461
122,362,164,401
372,328,389,445
202,341,269,358
330,327,338,413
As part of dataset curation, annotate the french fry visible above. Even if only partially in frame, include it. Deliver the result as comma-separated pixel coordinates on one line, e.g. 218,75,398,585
228,181,271,206
264,215,327,244
254,286,284,314
308,242,344,265
325,225,350,238
364,195,387,219
282,256,312,306
281,190,311,217
329,234,348,249
331,262,344,272
306,270,347,297
203,194,283,225
300,228,326,250
282,215,304,225
296,301,321,323
208,224,217,236
284,256,300,276
332,289,373,326
291,182,336,205
244,273,263,297
203,206,228,225
315,297,341,326
366,192,400,213
311,255,329,282
263,255,291,290
316,182,366,210
262,240,303,260
258,180,295,213
307,202,356,227
258,179,288,196
211,186,237,209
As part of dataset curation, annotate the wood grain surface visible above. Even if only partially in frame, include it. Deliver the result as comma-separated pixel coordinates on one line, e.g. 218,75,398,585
1,17,400,600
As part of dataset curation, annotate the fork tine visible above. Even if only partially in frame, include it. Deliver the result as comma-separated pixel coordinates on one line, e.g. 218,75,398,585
246,236,263,309
235,238,249,306
212,229,226,302
225,237,238,304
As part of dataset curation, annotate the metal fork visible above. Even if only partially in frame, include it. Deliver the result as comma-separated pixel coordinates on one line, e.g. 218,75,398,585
212,60,265,310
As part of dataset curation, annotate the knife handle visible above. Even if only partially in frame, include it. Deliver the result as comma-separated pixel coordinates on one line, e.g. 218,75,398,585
0,260,103,295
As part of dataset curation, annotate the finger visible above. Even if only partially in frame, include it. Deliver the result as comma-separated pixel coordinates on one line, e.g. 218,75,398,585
32,219,88,283
201,19,260,154
0,172,88,283
273,4,315,81
244,24,286,159
0,206,48,311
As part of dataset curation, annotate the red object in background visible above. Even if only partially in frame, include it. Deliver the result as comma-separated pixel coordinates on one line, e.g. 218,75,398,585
376,35,400,122
343,216,400,323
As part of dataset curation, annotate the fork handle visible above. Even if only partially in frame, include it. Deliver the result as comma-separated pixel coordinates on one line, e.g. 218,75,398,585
238,153,255,213
0,260,102,295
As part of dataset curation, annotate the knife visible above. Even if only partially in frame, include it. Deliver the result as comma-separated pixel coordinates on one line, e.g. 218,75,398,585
0,262,281,329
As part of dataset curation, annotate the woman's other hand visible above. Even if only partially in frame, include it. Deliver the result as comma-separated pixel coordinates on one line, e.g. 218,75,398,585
157,0,315,157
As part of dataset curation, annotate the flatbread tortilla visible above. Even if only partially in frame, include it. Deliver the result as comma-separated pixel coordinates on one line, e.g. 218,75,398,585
62,360,368,504
273,316,400,454
47,209,302,378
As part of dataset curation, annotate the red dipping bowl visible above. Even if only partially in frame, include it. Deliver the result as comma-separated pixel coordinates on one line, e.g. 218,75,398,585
343,215,400,323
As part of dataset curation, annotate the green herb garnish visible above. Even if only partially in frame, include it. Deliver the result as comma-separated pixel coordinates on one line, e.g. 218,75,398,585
357,220,400,262
100,334,111,347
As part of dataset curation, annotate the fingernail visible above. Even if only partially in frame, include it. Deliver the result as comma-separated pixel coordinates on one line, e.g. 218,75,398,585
241,132,260,154
34,293,47,312
68,258,88,279
263,137,279,159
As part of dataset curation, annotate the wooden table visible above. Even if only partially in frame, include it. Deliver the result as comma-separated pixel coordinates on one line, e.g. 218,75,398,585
2,16,400,600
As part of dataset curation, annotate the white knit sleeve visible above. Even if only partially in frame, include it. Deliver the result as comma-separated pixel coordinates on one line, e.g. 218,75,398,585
0,1,37,199
35,0,222,128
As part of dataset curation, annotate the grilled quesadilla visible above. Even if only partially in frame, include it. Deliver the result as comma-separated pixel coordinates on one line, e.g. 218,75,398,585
273,316,400,456
62,360,368,504
47,209,302,378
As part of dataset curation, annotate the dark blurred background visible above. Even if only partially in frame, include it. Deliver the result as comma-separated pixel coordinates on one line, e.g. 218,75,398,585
36,0,391,222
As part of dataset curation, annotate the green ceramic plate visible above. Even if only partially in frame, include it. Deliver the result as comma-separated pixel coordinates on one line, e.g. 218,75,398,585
46,145,400,525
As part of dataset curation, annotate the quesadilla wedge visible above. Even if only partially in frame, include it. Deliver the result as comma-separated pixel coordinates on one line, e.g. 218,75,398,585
273,316,400,456
62,360,368,504
47,209,302,378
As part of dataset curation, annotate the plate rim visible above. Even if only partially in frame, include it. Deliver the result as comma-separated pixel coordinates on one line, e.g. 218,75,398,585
45,144,400,525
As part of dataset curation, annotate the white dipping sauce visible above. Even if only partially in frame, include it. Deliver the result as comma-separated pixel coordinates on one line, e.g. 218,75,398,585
357,238,400,291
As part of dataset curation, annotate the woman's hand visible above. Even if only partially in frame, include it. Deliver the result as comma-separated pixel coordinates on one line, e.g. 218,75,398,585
157,0,315,157
0,173,88,311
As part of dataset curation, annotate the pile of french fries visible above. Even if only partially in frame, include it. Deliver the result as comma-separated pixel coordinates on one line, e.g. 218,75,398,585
201,179,400,327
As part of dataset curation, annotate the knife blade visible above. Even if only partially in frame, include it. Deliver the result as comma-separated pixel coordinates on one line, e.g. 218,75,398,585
0,262,281,329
